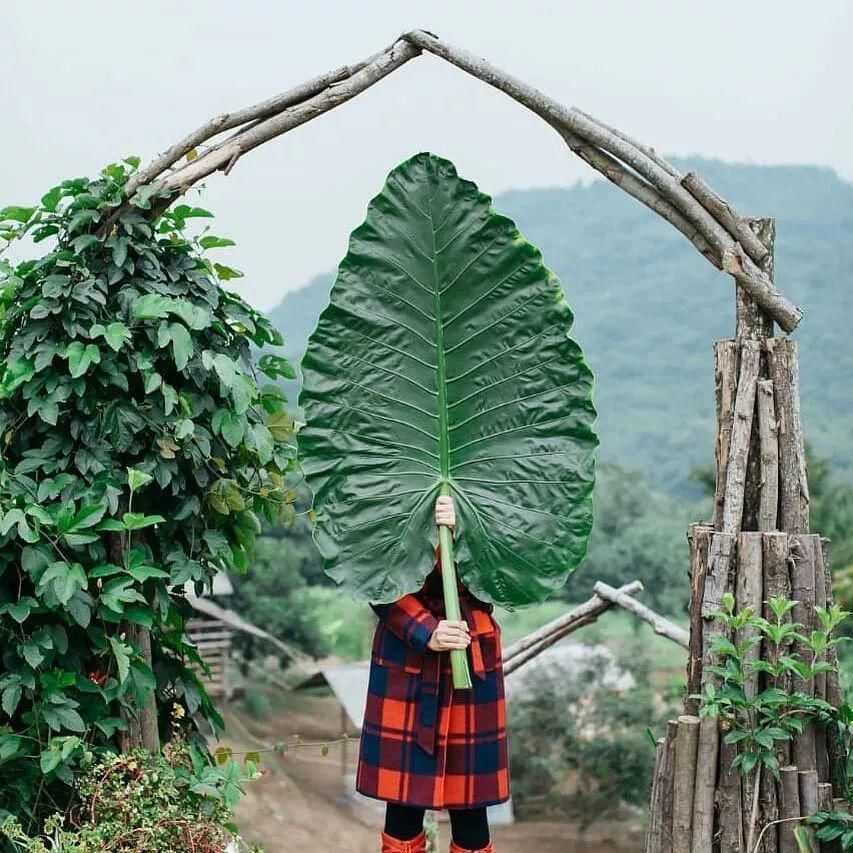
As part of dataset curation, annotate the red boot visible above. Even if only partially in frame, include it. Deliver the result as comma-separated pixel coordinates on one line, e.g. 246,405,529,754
449,841,493,852
381,829,427,852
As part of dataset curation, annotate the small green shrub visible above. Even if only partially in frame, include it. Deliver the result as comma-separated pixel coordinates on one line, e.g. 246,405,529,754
0,711,262,852
801,809,853,851
698,593,848,779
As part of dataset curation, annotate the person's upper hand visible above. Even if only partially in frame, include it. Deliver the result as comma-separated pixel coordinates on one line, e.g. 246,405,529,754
435,494,456,529
427,618,470,652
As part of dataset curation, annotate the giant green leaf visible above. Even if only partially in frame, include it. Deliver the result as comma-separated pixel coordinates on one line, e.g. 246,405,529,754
298,153,598,607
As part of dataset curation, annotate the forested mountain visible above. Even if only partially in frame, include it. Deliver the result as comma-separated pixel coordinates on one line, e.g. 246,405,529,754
268,158,853,495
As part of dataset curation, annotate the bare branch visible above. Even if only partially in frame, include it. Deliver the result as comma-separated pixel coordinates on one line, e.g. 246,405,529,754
113,27,802,331
160,39,419,193
125,64,358,196
557,127,719,267
403,29,802,331
682,171,770,264
593,581,690,647
503,580,643,675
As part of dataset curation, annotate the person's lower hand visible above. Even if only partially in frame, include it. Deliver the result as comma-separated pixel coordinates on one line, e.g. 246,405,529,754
427,619,470,651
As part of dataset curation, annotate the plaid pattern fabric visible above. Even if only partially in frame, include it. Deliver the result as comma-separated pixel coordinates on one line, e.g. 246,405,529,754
356,569,510,809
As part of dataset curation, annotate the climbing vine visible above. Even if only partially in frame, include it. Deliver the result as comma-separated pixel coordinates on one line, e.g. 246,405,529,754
0,158,296,830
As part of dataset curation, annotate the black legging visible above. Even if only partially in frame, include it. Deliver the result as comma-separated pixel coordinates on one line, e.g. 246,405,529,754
385,802,490,849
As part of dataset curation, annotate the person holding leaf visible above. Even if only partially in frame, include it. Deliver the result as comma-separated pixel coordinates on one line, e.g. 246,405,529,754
356,495,509,853
299,153,597,851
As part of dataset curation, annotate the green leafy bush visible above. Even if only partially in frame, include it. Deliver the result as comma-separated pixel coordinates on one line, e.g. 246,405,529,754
0,161,295,829
698,592,848,779
0,710,261,852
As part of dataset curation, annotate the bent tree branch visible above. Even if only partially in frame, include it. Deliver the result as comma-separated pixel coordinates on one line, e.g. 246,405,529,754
124,29,802,331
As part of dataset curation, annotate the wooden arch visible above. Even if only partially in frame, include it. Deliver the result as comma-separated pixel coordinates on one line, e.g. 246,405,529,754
124,29,801,333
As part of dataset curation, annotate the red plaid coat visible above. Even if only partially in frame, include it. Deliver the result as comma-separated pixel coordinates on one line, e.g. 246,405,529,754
356,565,510,810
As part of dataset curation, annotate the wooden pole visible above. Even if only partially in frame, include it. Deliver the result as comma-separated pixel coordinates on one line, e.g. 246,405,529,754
739,218,774,532
592,582,689,647
714,341,742,530
817,784,837,853
798,770,819,852
672,715,701,853
756,378,780,532
813,539,829,783
790,536,817,773
819,537,847,797
682,179,771,267
736,533,763,699
661,719,679,853
702,533,743,853
718,733,746,853
691,716,719,853
778,766,801,853
720,342,761,534
647,736,667,853
118,623,160,753
647,719,679,853
738,534,766,851
502,580,643,674
763,532,793,767
686,524,713,716
767,339,810,534
737,218,776,340
758,767,780,853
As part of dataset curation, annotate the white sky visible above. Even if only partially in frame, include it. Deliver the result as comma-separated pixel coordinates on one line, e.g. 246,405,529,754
3,1,852,309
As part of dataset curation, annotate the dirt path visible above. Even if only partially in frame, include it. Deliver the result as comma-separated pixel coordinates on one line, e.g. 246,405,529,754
221,690,643,852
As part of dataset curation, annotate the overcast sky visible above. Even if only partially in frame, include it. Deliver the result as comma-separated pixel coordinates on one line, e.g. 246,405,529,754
3,2,852,310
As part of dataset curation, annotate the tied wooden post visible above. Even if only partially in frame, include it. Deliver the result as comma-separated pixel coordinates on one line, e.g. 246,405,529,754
673,715,701,853
686,524,713,716
790,535,818,773
647,203,839,852
647,720,678,853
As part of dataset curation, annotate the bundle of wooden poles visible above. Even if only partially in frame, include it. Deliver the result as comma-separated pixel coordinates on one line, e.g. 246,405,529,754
645,333,845,853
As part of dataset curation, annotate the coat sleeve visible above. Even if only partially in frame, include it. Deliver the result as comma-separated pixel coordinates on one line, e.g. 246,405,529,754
370,594,441,653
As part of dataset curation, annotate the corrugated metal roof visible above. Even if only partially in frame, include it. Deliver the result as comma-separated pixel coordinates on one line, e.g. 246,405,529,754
316,661,371,729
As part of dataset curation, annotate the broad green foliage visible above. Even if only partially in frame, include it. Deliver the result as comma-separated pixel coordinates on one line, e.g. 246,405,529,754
299,153,598,607
698,593,849,780
0,159,295,829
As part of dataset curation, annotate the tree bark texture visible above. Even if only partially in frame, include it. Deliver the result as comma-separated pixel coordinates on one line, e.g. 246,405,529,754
692,716,719,853
790,535,817,774
798,770,819,852
767,339,810,533
757,379,779,532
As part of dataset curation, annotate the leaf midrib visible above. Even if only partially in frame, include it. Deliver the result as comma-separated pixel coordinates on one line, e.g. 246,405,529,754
427,179,450,486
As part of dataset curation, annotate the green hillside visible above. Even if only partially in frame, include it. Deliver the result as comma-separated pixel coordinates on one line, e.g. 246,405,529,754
268,158,853,495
